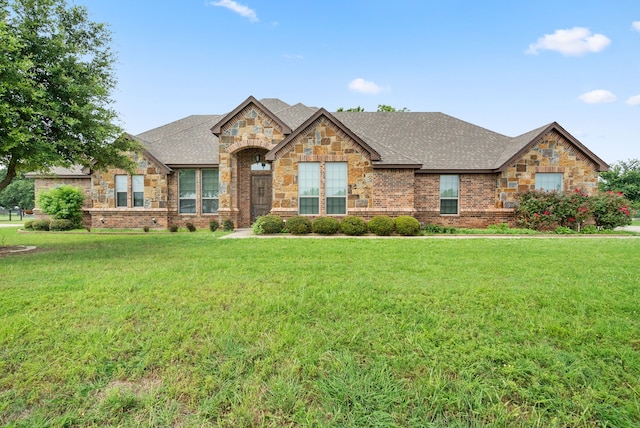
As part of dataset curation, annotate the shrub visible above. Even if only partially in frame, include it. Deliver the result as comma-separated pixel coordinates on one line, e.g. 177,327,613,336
252,215,284,235
516,190,559,230
368,216,395,236
186,222,196,232
168,225,179,232
285,216,312,235
424,223,444,234
32,220,50,231
143,226,150,233
339,216,368,236
312,217,340,235
590,192,632,230
209,220,219,232
49,219,75,231
223,219,234,231
23,220,34,230
554,226,577,234
394,216,421,236
37,185,85,224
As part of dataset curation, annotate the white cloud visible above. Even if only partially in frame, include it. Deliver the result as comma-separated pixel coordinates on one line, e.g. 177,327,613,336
526,27,610,55
626,94,640,106
348,78,385,94
211,0,258,22
633,21,640,32
578,89,617,104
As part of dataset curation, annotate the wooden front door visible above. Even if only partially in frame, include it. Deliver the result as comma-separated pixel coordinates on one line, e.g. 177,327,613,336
251,174,272,223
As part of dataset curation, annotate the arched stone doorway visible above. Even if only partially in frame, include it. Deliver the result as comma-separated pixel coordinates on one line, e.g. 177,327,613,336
236,148,272,227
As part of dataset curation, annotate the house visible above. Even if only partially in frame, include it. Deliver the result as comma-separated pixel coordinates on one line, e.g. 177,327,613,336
31,96,608,229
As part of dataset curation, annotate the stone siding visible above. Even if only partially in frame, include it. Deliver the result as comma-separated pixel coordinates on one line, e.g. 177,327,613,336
270,117,374,220
89,151,170,229
217,104,287,227
497,131,600,209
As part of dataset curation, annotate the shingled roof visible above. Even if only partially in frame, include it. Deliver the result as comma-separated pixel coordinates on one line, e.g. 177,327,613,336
134,97,608,172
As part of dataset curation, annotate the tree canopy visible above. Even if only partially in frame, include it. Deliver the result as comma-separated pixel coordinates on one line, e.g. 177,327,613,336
0,169,34,209
599,159,640,203
336,105,409,112
0,0,138,192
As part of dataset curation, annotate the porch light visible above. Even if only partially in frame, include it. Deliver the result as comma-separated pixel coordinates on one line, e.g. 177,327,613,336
100,217,105,224
152,217,157,224
255,154,261,163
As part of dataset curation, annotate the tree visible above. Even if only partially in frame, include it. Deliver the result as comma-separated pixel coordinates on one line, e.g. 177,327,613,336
376,104,409,112
337,106,365,112
0,169,34,209
0,0,138,192
336,105,409,112
599,159,640,203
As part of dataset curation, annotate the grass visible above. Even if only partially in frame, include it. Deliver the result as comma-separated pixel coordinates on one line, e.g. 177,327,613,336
1,230,639,427
631,218,640,226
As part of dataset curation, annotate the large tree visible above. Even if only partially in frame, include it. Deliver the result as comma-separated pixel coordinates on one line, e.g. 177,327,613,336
0,0,137,192
599,159,640,203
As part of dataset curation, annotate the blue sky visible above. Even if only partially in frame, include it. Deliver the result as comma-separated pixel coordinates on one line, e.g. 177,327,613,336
75,0,640,164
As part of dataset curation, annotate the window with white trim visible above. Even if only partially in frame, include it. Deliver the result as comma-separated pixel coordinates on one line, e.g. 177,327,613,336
115,175,128,207
326,162,347,215
440,175,459,215
535,173,563,192
179,169,196,213
201,169,219,214
132,175,144,207
299,162,320,215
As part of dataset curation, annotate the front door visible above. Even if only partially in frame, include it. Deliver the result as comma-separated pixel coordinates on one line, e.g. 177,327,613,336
251,174,272,223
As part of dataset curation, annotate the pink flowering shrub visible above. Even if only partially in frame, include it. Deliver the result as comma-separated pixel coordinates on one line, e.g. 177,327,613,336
590,191,632,230
516,189,632,231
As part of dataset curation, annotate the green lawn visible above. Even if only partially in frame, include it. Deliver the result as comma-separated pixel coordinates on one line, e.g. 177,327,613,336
1,230,639,427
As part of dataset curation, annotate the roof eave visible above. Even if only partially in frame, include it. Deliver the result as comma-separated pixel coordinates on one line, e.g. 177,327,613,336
415,168,498,174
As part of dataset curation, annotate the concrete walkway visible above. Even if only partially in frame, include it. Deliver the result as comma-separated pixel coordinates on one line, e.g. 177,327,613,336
0,223,23,228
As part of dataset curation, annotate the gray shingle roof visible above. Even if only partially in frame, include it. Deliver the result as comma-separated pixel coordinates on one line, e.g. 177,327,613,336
137,115,221,165
134,97,606,171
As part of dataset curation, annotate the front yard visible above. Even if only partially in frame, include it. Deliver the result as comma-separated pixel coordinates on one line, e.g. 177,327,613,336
1,230,639,426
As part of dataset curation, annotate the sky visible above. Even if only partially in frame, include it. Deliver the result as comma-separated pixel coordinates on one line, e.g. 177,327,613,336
73,0,640,164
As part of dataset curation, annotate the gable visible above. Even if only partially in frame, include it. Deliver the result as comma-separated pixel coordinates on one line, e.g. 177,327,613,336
496,123,608,172
265,109,381,161
210,96,292,137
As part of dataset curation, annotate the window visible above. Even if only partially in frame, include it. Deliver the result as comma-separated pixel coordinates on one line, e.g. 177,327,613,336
299,162,320,214
201,169,219,214
179,169,196,213
115,175,128,207
326,163,347,215
535,173,563,191
132,175,144,207
440,175,459,215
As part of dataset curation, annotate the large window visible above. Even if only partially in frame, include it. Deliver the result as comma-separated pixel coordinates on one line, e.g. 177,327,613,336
535,173,563,192
440,175,459,215
132,175,144,207
115,175,128,207
201,169,219,213
326,163,347,215
179,169,196,213
299,162,320,215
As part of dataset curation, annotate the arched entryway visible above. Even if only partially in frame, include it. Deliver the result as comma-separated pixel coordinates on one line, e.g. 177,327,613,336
234,148,272,227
